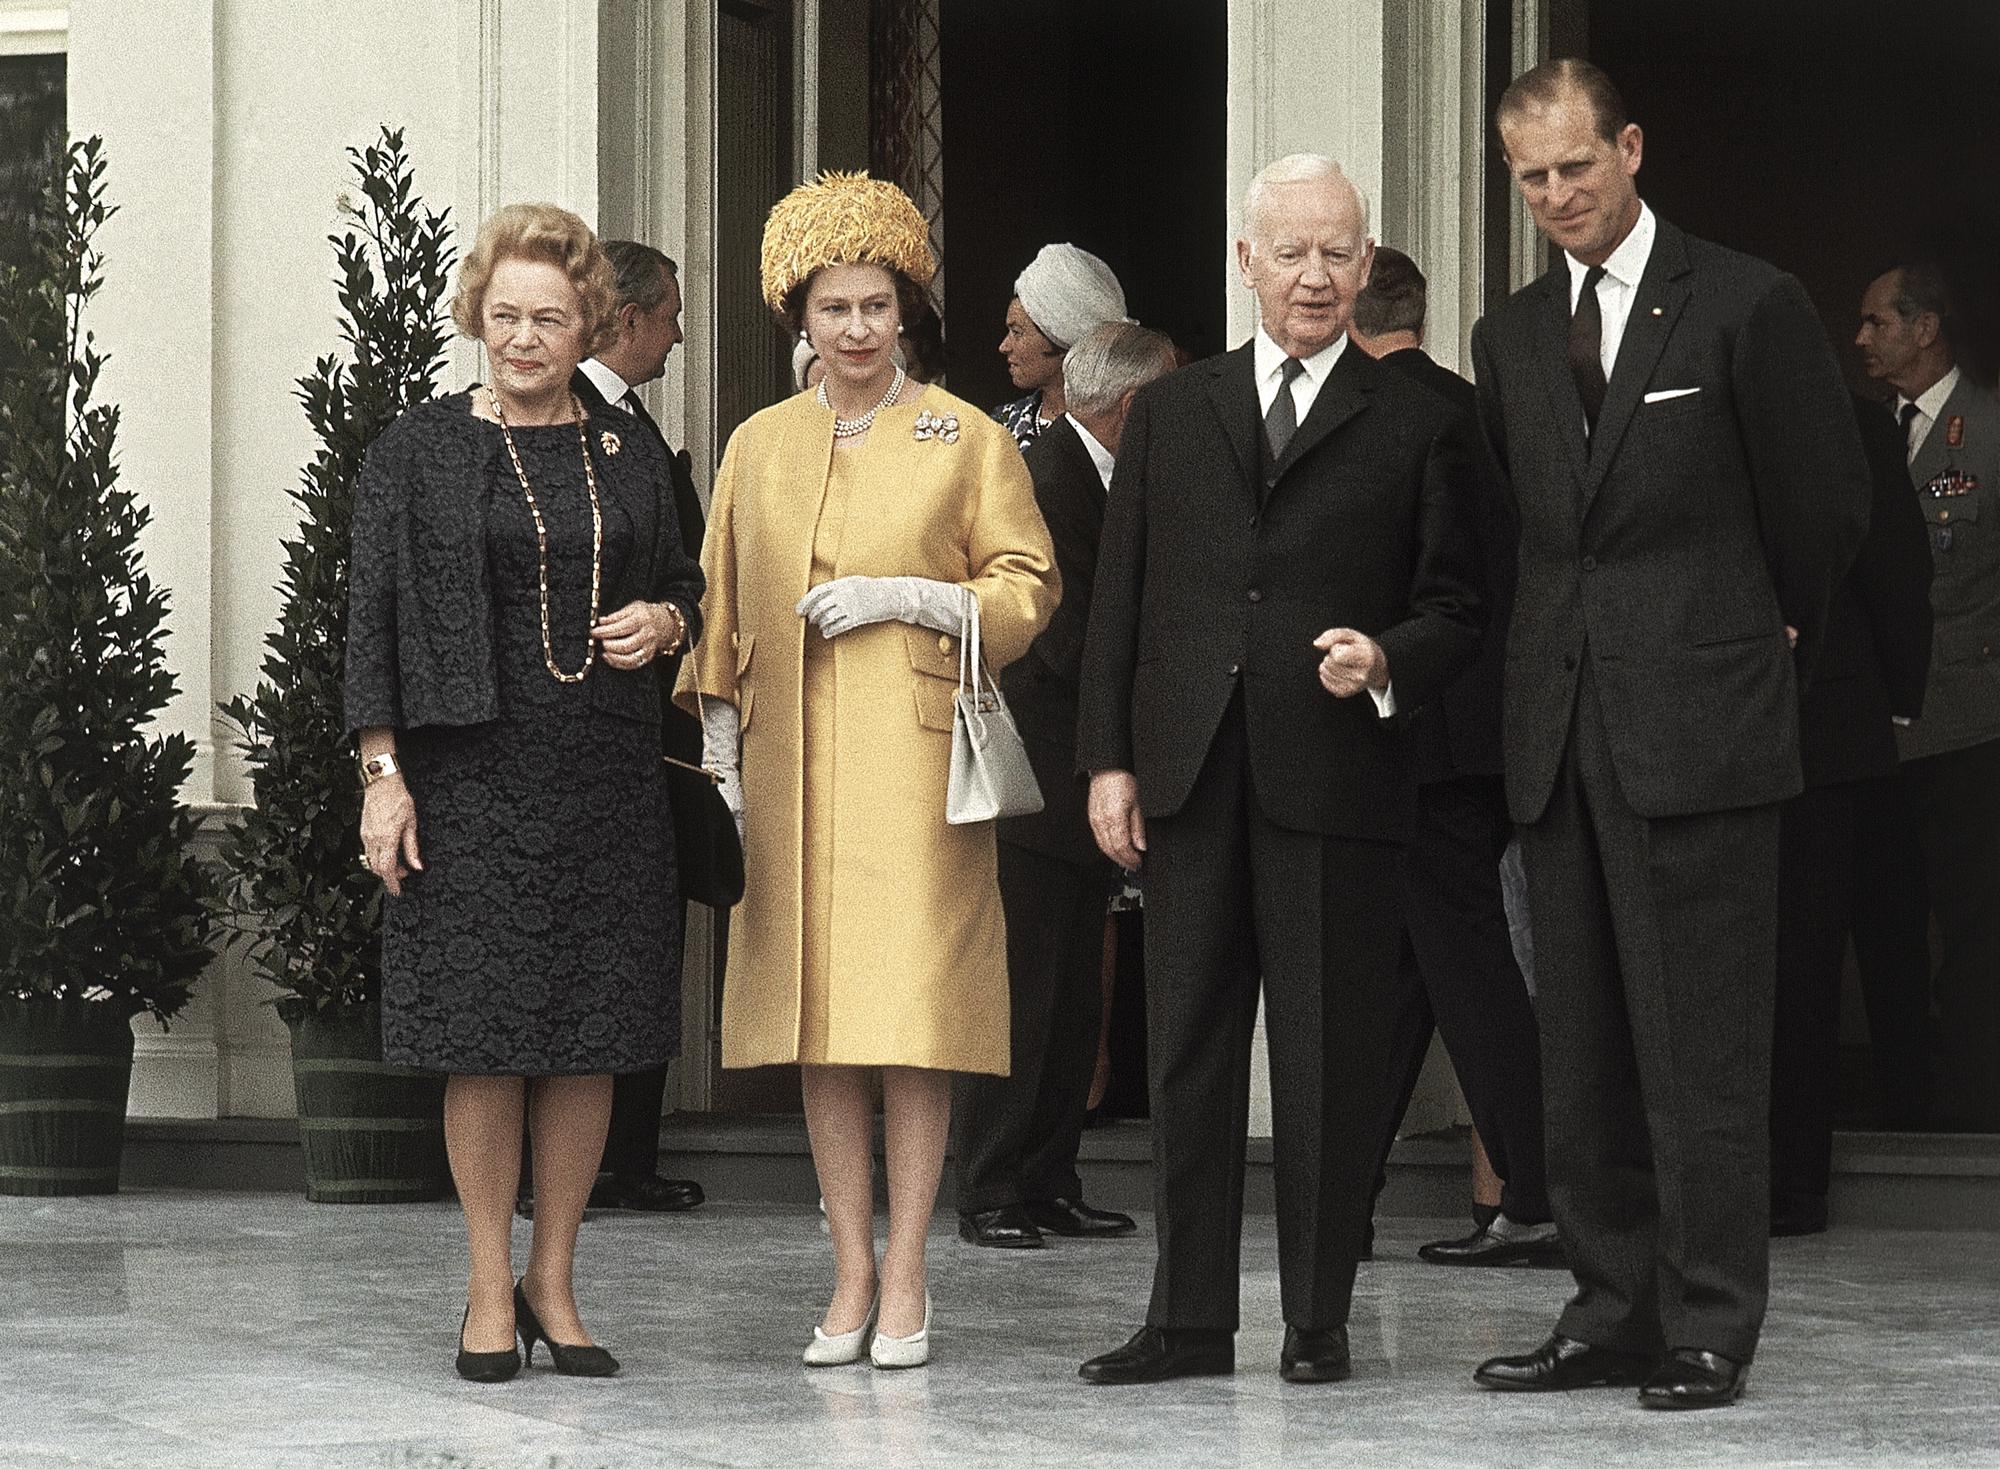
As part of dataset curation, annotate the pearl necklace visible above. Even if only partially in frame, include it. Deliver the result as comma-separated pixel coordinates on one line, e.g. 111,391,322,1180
818,364,907,439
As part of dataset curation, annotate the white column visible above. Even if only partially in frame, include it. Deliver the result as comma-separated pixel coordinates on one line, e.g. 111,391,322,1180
68,0,609,1117
1225,1,1471,1140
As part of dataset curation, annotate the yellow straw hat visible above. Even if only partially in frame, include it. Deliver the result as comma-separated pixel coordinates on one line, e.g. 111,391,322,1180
760,171,936,314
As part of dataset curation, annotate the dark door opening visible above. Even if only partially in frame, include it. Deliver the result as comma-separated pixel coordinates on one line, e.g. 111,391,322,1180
938,0,1228,407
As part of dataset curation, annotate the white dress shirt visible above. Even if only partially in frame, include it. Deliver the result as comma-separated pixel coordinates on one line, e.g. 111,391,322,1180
579,356,636,412
1064,413,1117,491
1566,201,1658,381
1253,326,1348,423
1898,364,1961,466
1249,325,1394,717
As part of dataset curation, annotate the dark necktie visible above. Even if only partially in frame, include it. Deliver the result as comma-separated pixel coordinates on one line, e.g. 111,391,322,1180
1899,400,1922,456
1265,356,1307,460
1569,264,1609,432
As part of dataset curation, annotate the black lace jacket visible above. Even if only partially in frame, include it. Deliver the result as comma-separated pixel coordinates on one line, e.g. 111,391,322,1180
343,391,706,736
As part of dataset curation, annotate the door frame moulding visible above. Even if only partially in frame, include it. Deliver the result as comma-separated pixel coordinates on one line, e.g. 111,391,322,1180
0,3,66,55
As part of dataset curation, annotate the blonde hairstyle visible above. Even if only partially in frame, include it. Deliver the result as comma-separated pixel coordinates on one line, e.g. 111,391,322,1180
450,202,619,354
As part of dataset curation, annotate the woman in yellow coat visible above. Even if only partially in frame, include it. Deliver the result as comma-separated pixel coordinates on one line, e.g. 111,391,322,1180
677,174,1056,1368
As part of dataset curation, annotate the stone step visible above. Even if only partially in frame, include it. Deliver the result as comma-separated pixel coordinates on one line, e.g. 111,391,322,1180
115,1114,2000,1229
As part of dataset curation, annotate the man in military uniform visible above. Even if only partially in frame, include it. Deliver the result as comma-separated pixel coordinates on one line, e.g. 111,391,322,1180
1857,261,2000,1131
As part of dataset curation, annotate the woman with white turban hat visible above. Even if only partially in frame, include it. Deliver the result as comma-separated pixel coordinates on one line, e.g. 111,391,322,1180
992,242,1130,450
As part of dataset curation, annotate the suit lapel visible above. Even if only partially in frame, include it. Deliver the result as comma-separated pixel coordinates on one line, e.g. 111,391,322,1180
1203,343,1262,494
1272,342,1373,485
1527,265,1593,494
1583,222,1694,504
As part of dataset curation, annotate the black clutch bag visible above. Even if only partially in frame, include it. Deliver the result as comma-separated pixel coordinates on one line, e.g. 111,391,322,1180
663,753,744,909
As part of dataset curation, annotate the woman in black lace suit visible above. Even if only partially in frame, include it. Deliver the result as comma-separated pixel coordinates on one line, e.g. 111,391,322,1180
344,204,704,1382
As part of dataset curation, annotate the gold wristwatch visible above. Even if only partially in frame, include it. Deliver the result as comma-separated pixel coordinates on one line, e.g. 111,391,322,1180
360,752,402,787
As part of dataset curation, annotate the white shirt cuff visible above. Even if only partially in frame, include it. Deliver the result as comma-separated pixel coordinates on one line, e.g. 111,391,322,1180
1369,681,1396,719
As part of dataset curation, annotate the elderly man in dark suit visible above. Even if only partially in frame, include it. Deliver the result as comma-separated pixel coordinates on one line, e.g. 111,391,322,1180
1469,60,1869,1409
521,241,708,1218
1349,246,1556,1269
1768,392,1932,1237
1858,262,2000,1132
1074,154,1482,1386
952,322,1179,1251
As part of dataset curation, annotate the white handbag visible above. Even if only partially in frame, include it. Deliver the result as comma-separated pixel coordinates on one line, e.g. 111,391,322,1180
945,592,1045,825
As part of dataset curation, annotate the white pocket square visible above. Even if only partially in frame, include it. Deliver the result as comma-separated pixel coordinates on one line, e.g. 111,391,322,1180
1643,387,1702,403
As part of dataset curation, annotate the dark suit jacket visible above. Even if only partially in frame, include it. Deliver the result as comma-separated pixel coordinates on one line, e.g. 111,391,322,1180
997,417,1119,873
572,366,709,766
1378,347,1512,784
1798,396,1933,787
1470,217,1871,823
1075,340,1484,844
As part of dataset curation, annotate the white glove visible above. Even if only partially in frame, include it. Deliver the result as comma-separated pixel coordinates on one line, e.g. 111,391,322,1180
701,698,745,845
795,576,969,639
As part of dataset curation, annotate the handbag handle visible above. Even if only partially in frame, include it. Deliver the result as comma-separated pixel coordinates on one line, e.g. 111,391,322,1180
661,664,725,786
956,588,991,739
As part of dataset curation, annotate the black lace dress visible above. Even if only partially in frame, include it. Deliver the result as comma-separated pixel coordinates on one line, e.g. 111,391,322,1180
348,399,697,1075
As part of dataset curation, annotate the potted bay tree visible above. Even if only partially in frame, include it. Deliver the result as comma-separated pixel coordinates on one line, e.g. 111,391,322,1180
218,129,457,1203
0,138,219,1195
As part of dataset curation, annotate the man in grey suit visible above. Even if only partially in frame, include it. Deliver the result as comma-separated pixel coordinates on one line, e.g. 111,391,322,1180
1469,60,1869,1409
1859,261,2000,1131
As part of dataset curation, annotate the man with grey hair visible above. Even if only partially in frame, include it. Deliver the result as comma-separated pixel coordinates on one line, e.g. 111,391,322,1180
953,322,1178,1252
1076,155,1482,1385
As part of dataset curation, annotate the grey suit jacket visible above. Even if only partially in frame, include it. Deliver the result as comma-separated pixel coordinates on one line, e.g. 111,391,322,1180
1899,372,2000,761
1471,217,1870,823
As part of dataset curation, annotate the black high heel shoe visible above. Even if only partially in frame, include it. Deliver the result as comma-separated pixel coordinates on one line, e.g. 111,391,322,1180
455,1305,521,1383
514,1280,620,1377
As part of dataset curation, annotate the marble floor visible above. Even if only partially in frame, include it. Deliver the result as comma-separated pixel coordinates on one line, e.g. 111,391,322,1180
1,1193,1995,1469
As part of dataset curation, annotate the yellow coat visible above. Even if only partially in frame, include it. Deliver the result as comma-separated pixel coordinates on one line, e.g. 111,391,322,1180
676,387,1057,1073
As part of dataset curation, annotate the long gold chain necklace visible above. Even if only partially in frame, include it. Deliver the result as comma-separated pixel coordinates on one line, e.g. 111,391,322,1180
490,386,603,684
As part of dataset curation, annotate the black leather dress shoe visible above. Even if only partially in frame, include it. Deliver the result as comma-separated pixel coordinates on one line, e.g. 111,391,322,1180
1280,1325,1351,1383
1419,1216,1564,1267
958,1204,1044,1248
587,1172,704,1212
1079,1326,1233,1385
1637,1348,1747,1409
1474,1334,1653,1392
1023,1196,1136,1238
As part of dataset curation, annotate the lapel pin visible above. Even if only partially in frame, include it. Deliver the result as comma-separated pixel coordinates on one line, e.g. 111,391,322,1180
600,429,622,456
1650,307,1664,317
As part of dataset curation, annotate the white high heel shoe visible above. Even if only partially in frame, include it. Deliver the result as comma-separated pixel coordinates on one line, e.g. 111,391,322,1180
803,1297,877,1367
869,1293,931,1369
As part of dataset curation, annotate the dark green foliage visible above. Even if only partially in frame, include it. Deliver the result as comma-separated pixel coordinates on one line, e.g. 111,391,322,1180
218,129,453,1013
0,138,218,1023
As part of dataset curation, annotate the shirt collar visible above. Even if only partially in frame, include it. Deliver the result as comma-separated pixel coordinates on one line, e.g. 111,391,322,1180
1566,200,1656,295
579,357,634,408
1254,325,1348,387
1902,364,1961,423
1064,413,1117,489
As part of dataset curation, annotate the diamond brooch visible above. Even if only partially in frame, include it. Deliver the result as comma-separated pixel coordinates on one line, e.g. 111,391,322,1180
912,409,960,444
